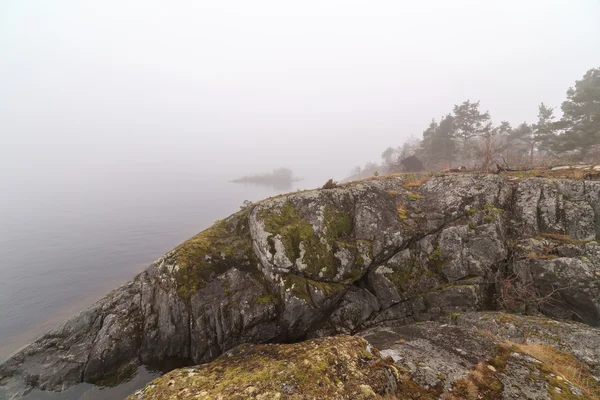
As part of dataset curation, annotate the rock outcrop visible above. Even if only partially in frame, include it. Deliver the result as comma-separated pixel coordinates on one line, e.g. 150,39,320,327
128,311,600,399
126,335,401,400
1,173,599,397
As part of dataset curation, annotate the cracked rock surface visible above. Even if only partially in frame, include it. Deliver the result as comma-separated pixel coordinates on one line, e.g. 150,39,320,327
131,312,600,399
1,173,599,397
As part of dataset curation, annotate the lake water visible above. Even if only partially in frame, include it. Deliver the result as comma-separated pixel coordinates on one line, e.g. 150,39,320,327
0,169,318,399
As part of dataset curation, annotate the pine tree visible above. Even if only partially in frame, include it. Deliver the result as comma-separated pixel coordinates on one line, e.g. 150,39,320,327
556,67,600,158
452,100,492,164
509,123,536,166
533,102,556,155
421,116,455,169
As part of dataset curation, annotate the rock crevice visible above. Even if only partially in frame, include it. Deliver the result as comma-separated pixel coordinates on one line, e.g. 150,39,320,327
1,174,599,397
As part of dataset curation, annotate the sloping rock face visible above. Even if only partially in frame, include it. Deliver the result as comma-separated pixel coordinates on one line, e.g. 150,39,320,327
129,312,600,399
1,174,599,397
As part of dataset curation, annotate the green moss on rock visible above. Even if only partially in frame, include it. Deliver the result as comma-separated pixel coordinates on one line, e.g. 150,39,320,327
282,274,346,304
127,336,402,400
259,202,314,263
254,291,278,305
259,202,356,281
307,279,346,297
173,210,257,301
323,205,352,240
283,274,312,304
342,268,363,283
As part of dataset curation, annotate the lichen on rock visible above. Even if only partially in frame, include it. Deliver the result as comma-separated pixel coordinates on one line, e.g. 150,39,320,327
1,173,600,398
127,335,400,400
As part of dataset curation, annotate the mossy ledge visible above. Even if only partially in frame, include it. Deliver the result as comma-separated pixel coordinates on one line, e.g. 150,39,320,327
173,209,257,301
127,335,403,400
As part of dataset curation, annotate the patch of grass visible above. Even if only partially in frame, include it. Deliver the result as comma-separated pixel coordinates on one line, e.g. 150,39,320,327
448,362,503,400
402,174,431,188
484,204,504,215
487,343,513,373
407,192,423,201
538,233,591,246
501,168,591,181
493,313,520,325
397,204,408,220
511,342,600,399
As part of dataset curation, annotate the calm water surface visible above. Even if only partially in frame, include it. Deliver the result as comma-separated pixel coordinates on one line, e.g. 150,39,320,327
0,168,316,399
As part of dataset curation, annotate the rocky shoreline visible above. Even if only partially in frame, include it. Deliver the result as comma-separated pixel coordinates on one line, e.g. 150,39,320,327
1,172,599,399
129,312,600,399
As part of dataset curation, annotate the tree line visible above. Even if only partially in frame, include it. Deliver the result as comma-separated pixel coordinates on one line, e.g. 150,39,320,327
351,66,600,177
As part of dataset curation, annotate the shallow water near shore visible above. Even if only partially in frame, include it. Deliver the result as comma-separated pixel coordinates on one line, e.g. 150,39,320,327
0,168,319,398
18,366,159,400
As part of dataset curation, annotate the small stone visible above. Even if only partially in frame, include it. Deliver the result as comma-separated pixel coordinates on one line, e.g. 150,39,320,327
359,384,376,397
281,384,296,394
487,365,496,372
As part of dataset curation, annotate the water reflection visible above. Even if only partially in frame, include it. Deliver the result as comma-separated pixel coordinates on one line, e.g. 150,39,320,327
18,366,160,400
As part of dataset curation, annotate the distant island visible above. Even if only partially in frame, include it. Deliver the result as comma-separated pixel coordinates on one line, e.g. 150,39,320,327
231,167,301,190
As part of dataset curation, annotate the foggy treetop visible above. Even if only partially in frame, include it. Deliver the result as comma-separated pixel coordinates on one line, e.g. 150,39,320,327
1,1,600,184
351,67,600,178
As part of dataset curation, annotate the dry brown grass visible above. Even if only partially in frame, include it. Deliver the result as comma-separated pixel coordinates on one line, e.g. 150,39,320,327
397,205,408,220
538,233,591,245
346,171,432,185
402,173,432,188
512,342,600,399
322,178,338,189
501,167,593,180
445,362,502,400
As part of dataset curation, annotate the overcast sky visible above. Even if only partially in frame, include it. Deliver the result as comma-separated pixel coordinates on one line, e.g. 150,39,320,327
1,0,600,182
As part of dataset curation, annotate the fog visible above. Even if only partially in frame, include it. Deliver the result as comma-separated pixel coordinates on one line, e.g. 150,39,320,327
1,0,600,186
1,2,600,394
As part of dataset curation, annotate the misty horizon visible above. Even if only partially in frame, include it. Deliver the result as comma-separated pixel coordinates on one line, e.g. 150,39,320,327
2,1,600,188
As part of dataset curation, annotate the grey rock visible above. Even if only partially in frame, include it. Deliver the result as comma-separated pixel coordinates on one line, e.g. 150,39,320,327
1,173,600,397
359,311,600,399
